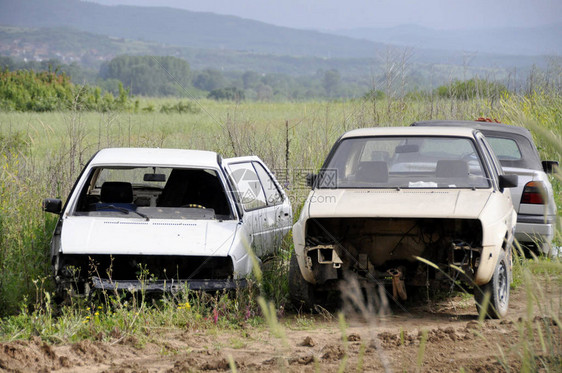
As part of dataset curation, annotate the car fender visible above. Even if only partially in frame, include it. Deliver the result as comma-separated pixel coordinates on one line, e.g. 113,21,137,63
474,194,515,285
228,222,259,278
292,218,318,284
292,192,317,284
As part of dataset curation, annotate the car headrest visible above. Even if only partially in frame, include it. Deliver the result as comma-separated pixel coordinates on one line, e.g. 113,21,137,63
356,161,388,183
100,182,133,203
436,160,469,178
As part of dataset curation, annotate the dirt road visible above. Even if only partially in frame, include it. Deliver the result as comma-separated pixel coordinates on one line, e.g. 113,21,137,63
0,278,559,372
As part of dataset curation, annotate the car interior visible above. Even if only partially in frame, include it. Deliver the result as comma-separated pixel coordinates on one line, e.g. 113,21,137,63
74,167,234,219
330,137,489,188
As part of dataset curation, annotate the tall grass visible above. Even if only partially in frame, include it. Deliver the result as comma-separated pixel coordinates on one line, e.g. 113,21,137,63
0,134,58,314
0,89,560,371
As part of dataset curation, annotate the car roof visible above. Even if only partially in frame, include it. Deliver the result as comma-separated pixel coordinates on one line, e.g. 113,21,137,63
411,120,543,170
223,155,261,163
90,148,220,168
341,126,478,139
411,120,533,138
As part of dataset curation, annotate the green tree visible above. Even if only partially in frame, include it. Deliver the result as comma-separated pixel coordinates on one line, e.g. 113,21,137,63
323,69,341,97
256,84,273,101
435,79,507,100
207,87,245,101
242,71,260,90
100,55,191,96
193,69,226,91
0,69,129,112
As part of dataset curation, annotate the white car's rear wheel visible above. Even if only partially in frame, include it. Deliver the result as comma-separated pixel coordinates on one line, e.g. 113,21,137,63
474,249,510,319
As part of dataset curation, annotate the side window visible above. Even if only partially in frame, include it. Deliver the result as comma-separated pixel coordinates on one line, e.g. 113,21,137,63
228,162,267,210
253,162,283,206
487,137,522,161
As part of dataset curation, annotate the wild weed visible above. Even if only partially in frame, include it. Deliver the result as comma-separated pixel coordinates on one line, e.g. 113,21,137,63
0,87,559,372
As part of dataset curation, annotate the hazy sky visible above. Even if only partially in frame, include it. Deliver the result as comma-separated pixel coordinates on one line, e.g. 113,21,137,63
91,0,562,30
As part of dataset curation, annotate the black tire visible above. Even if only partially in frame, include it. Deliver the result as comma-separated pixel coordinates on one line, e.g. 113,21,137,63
288,253,319,311
474,249,510,319
54,281,72,305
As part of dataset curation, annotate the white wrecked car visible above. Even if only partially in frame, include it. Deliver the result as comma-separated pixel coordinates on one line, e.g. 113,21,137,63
291,127,518,318
43,148,292,296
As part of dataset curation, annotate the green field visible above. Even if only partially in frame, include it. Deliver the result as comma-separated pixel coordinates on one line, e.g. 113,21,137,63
0,92,560,371
0,93,561,315
0,93,560,371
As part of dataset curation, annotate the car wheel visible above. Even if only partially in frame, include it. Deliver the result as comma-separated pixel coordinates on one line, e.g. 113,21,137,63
54,281,72,305
288,253,319,311
474,249,510,319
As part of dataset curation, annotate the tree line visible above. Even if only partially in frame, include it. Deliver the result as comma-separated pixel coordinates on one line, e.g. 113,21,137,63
1,55,372,102
0,68,129,112
3,54,557,112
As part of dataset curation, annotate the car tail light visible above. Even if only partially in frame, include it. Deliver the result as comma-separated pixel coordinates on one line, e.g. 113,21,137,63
520,181,545,204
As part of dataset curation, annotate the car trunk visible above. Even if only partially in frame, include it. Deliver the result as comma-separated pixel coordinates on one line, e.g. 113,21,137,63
501,166,535,211
502,166,556,217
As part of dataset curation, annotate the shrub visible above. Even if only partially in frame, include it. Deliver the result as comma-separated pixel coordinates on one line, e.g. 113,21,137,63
159,101,201,114
436,78,507,100
208,87,245,102
0,69,130,112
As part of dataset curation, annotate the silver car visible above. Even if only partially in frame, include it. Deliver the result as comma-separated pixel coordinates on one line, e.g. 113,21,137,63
412,120,558,256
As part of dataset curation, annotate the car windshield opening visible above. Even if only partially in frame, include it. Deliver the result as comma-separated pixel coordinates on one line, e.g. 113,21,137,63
74,166,233,219
322,136,491,189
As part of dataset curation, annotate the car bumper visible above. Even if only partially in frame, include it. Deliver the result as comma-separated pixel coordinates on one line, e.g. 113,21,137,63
514,214,555,253
92,276,248,292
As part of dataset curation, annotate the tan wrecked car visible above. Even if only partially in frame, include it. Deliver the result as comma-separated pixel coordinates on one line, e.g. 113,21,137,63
290,126,518,318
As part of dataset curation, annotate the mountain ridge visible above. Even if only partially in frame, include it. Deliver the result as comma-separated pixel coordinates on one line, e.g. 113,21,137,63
0,0,386,59
327,23,562,56
0,0,553,88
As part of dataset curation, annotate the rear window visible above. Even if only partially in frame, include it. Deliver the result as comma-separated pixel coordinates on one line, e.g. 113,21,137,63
486,137,522,161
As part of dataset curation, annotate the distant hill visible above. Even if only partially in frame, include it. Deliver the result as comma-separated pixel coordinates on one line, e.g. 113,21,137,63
0,0,385,59
0,0,549,72
0,26,185,67
0,0,553,92
0,25,375,75
0,25,544,82
329,24,562,56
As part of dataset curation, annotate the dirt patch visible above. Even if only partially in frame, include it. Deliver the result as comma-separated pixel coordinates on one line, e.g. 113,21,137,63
0,280,559,372
299,336,315,347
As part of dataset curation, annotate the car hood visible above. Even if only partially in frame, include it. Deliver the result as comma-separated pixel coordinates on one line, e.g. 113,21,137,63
307,189,492,219
60,217,238,256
